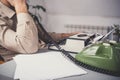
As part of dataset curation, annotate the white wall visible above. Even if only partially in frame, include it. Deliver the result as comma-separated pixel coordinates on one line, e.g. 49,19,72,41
45,0,120,17
46,15,120,33
44,0,120,33
28,0,48,29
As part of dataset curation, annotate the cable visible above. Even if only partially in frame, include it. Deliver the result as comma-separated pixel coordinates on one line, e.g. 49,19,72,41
33,15,78,63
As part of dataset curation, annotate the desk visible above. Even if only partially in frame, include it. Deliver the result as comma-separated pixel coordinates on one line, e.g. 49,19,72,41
0,50,120,80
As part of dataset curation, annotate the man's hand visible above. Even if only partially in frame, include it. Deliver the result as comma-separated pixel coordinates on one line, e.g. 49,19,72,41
7,0,28,14
61,32,79,39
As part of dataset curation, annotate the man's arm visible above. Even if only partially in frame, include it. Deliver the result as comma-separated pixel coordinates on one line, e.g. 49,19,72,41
1,0,39,53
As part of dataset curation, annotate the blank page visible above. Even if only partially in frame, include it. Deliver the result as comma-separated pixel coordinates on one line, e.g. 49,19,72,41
14,51,87,80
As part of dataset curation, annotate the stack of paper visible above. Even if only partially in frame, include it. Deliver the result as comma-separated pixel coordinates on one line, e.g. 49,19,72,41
14,51,87,80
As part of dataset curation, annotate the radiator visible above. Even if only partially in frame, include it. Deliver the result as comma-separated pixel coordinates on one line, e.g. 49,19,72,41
64,24,109,35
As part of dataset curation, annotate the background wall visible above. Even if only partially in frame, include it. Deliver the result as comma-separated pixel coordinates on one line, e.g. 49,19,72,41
45,0,120,17
27,0,48,30
44,0,120,33
29,0,120,33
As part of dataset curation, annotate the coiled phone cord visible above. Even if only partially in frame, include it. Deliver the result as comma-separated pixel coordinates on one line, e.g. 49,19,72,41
32,14,78,63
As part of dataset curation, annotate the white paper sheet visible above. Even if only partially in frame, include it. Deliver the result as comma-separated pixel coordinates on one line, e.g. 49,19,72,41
14,51,87,80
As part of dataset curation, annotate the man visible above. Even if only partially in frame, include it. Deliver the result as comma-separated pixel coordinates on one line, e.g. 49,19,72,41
0,0,39,62
0,0,77,62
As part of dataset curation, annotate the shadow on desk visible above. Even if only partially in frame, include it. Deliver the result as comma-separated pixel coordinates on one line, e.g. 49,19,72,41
0,74,14,80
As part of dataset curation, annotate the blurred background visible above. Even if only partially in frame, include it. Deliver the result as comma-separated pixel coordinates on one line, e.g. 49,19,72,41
28,0,120,34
